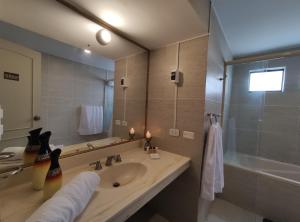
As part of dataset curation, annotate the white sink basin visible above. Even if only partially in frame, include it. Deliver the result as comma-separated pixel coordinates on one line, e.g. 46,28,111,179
99,162,147,189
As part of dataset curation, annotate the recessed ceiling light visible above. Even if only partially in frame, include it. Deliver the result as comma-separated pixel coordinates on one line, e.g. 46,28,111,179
96,29,112,46
84,49,91,54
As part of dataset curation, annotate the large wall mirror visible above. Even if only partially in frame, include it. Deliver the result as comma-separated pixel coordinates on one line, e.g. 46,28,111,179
0,0,148,173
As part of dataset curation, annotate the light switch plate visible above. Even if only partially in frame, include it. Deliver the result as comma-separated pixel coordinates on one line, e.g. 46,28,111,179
183,131,195,140
115,120,121,125
122,120,128,126
169,128,180,137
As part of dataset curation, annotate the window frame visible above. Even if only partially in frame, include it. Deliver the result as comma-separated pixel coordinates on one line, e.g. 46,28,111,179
248,67,286,92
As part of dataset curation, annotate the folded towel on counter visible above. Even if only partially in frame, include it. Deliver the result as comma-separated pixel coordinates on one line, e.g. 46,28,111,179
26,172,100,222
78,105,104,135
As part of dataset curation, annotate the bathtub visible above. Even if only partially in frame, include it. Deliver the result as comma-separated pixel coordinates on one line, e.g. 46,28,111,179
224,152,300,186
222,152,300,222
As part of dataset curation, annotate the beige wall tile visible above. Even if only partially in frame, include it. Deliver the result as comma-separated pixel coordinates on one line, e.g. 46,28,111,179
40,54,109,146
226,57,300,165
147,36,208,222
112,52,148,139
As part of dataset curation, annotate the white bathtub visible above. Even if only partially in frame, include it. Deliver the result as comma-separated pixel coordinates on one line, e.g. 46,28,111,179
224,152,300,186
222,152,300,222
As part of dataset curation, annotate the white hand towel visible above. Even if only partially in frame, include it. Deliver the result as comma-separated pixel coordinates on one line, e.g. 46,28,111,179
201,122,224,201
78,105,103,135
26,171,100,222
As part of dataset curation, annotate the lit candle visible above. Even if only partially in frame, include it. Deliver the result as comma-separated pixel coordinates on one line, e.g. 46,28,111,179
129,128,135,135
146,131,151,139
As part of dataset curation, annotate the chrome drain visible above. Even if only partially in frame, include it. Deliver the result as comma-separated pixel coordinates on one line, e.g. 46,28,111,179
113,182,120,187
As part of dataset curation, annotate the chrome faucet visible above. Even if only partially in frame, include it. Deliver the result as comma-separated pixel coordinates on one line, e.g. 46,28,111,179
89,160,102,170
87,143,96,150
0,152,16,161
0,166,23,179
105,154,122,166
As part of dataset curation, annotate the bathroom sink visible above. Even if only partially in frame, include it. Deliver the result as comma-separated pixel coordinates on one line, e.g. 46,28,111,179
99,162,147,188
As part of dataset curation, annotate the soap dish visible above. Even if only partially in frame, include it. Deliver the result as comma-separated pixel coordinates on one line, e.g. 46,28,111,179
150,153,160,159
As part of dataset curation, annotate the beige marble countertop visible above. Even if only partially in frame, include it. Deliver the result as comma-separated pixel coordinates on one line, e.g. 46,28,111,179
0,147,190,222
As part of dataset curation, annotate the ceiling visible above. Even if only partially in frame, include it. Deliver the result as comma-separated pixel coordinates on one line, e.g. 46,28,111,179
213,0,300,58
0,0,142,60
72,0,209,49
0,0,209,60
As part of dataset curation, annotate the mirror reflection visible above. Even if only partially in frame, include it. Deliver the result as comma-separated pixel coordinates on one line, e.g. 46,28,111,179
0,0,148,172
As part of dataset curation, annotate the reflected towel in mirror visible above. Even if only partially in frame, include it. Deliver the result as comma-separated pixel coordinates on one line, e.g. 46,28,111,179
78,105,103,135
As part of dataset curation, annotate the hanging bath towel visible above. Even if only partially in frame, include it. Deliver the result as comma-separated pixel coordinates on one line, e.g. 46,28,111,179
78,105,103,135
201,122,224,201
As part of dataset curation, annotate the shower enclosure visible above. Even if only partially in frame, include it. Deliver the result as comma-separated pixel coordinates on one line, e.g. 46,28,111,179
221,54,300,222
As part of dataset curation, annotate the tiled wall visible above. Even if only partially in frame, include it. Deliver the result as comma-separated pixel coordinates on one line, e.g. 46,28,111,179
113,51,148,139
41,54,114,146
146,37,208,222
198,8,233,221
205,10,232,122
225,56,300,166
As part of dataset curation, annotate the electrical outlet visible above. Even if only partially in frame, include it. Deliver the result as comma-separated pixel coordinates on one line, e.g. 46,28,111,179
122,120,128,126
115,120,121,125
169,128,180,137
183,131,195,140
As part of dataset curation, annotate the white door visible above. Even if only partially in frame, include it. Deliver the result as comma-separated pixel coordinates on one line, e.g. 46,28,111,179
0,38,41,144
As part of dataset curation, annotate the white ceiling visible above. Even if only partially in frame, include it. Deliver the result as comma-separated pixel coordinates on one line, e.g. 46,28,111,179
0,0,143,60
213,0,300,58
72,0,209,49
0,0,209,60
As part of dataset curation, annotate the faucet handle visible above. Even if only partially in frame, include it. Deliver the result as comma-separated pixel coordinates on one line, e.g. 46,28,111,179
0,166,23,179
87,143,95,150
89,160,102,170
115,154,122,163
105,156,115,166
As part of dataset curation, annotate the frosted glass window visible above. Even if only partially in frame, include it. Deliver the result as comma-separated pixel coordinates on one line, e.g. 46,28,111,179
249,68,285,92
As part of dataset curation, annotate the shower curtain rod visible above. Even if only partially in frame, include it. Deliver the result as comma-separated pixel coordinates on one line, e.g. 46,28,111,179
225,49,300,66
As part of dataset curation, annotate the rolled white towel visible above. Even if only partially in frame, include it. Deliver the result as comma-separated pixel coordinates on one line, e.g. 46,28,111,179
26,171,100,222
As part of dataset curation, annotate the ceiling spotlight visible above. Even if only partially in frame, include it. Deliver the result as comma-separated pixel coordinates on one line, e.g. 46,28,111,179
84,49,91,54
96,29,111,46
